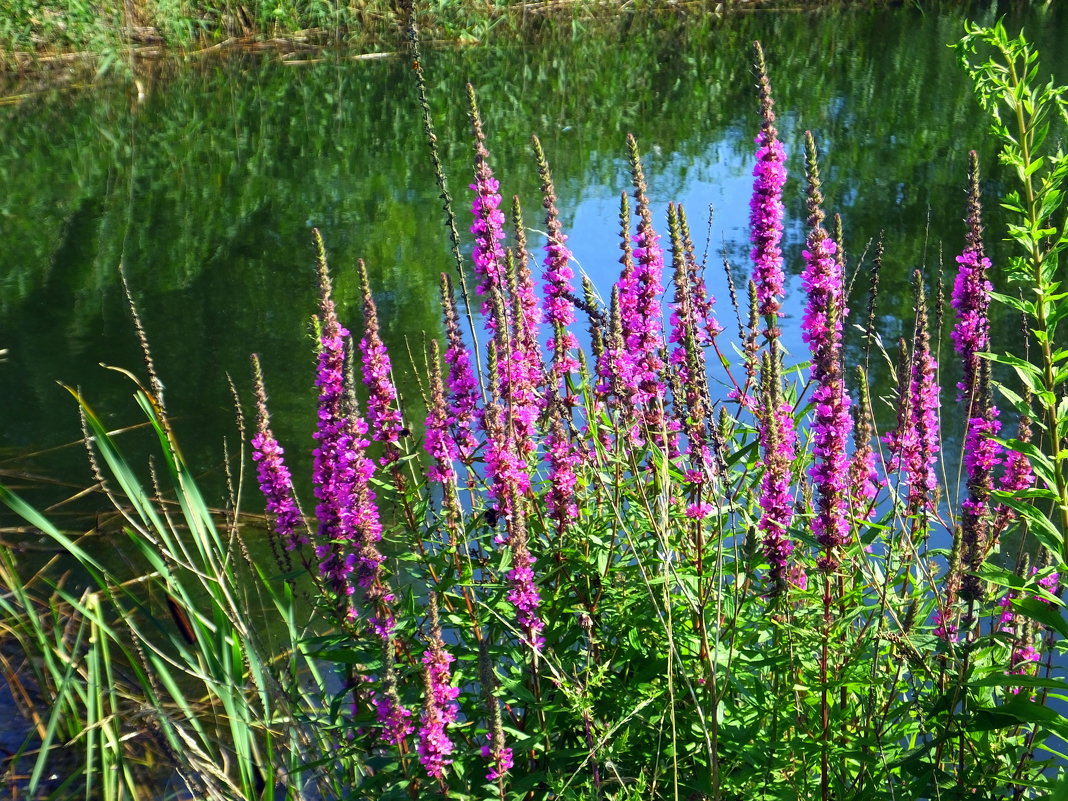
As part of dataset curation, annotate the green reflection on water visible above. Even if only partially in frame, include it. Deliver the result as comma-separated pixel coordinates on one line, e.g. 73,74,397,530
1,1,1066,512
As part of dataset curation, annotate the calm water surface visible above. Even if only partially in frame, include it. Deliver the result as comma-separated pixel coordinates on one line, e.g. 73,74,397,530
2,0,1068,759
6,2,1068,506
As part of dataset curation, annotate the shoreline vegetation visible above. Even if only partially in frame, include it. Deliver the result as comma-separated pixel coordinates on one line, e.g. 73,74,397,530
1,0,901,85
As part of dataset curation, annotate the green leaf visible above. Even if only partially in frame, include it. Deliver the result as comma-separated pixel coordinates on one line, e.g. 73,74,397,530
989,493,1064,560
986,697,1068,740
970,673,1068,691
975,562,1032,591
988,290,1035,315
994,383,1032,415
981,351,1044,394
1012,596,1068,640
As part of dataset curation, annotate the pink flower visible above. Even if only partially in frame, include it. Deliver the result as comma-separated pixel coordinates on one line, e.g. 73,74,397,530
750,42,787,322
250,356,306,552
757,352,797,591
800,135,851,567
481,743,514,782
417,600,460,780
358,260,404,467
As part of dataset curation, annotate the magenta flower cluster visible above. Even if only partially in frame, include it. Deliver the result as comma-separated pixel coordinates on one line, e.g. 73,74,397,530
951,249,994,400
997,570,1058,691
417,641,460,779
360,267,405,462
442,283,481,464
507,541,546,650
470,167,509,326
541,207,581,378
750,133,788,319
757,394,797,587
884,300,940,513
617,219,667,412
373,691,414,745
251,369,306,552
482,743,514,782
311,314,363,600
801,226,852,564
545,417,580,533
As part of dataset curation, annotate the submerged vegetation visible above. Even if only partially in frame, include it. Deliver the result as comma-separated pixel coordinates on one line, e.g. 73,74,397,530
3,9,1068,801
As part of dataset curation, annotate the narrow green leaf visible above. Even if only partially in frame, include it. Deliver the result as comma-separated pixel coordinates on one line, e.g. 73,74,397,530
1012,596,1068,639
970,673,1068,691
988,290,1035,315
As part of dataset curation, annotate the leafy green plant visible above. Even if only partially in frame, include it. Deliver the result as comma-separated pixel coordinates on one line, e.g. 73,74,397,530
956,19,1068,564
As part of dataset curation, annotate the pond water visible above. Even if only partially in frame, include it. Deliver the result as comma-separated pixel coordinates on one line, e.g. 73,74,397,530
3,0,1067,516
3,0,1068,787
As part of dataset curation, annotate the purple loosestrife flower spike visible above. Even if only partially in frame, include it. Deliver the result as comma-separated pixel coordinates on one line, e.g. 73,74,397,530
417,595,459,781
959,363,998,603
998,409,1035,524
357,260,405,468
995,567,1056,692
750,41,788,329
375,639,414,745
310,231,394,636
534,135,581,383
510,195,543,361
617,135,672,446
678,205,723,345
757,347,796,591
341,344,396,639
884,274,940,516
668,203,697,393
936,531,964,642
441,274,481,463
251,355,307,552
503,243,544,452
481,395,529,523
545,407,580,535
800,132,852,568
468,85,510,331
310,230,360,603
996,318,1036,522
952,154,1002,601
478,638,513,785
503,495,545,651
952,152,996,404
668,203,714,492
603,196,637,410
424,339,468,542
627,136,668,400
849,368,880,519
424,339,458,485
